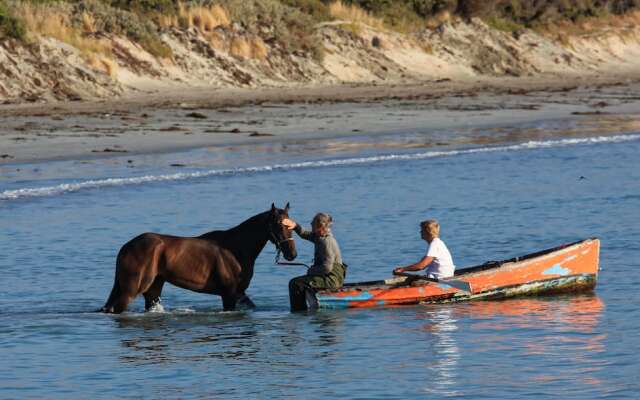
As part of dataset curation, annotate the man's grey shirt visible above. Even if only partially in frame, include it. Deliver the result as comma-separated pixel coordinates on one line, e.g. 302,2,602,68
294,226,343,276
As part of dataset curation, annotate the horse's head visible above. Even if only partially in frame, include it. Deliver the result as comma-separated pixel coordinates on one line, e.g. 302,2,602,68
268,202,297,261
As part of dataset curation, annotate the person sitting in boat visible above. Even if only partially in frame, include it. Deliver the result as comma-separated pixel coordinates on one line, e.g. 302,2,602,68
282,213,347,312
393,219,455,279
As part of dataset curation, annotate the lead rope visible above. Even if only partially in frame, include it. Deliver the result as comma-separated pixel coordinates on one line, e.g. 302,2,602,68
269,229,309,268
276,247,311,269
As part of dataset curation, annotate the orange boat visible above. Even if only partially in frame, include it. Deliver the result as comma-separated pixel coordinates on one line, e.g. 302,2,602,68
309,238,600,309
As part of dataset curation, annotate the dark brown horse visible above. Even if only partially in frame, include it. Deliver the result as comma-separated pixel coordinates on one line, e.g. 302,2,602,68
100,203,297,313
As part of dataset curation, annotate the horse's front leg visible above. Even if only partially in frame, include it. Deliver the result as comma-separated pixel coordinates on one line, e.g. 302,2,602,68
221,293,255,311
237,293,256,309
221,294,237,311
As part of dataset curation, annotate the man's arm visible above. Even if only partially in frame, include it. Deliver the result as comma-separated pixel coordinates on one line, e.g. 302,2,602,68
294,224,315,242
283,218,315,242
393,256,433,274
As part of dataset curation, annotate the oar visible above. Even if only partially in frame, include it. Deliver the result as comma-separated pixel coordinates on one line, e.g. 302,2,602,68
394,272,472,293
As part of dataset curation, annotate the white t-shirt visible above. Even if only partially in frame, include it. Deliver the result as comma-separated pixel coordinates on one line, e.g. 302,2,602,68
425,237,455,279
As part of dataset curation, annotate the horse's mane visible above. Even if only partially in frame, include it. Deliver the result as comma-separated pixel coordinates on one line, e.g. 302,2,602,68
198,211,269,245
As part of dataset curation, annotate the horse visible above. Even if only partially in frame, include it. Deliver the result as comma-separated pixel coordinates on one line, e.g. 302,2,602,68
100,203,297,313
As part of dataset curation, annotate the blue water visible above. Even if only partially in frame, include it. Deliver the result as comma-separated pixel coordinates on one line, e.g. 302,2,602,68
1,127,640,399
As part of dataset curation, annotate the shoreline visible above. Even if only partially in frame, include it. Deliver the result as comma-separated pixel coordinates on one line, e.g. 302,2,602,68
2,73,640,166
3,73,640,116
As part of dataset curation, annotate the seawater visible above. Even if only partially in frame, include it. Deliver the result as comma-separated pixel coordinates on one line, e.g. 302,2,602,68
1,128,639,399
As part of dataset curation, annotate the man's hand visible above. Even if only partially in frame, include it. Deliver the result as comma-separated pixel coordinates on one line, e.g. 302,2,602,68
393,267,405,275
282,218,297,230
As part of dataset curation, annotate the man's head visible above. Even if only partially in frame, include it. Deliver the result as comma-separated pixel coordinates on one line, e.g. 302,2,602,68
420,219,439,242
311,213,333,236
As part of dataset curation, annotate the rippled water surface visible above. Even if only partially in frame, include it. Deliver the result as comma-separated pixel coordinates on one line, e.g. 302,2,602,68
1,125,639,399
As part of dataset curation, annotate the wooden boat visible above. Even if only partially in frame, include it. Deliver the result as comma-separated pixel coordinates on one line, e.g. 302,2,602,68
308,238,600,309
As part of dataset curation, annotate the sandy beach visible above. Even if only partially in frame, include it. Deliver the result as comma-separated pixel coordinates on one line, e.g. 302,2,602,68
3,4,640,167
2,73,640,165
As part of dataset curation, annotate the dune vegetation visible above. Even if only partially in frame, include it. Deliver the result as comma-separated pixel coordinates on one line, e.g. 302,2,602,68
3,0,639,43
1,0,640,103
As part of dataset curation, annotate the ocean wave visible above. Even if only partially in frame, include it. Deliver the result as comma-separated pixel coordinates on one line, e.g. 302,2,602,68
2,134,639,201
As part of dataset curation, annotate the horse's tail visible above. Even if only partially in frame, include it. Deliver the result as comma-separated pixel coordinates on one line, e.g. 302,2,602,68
98,278,122,313
98,245,128,313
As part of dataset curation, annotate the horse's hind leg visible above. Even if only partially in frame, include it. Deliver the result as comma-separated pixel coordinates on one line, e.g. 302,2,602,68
105,270,146,313
109,273,157,313
102,234,166,314
110,292,136,314
143,276,165,311
101,275,137,314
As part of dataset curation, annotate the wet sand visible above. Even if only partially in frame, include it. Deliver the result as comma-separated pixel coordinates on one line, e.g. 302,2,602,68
2,75,640,165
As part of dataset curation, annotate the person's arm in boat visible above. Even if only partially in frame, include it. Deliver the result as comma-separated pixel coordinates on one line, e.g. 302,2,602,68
393,256,433,275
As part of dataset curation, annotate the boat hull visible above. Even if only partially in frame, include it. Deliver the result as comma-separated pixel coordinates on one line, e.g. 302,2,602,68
311,238,600,309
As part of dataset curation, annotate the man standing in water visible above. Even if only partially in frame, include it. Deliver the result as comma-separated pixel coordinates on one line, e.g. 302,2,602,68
282,213,346,312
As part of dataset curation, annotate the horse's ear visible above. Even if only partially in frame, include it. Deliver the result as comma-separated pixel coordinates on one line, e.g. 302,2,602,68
271,203,276,212
284,202,290,212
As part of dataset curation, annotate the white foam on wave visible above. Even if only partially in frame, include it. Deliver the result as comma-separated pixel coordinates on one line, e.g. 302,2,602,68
2,134,639,201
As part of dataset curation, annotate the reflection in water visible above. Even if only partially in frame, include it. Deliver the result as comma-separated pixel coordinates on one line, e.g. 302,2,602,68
306,311,345,359
112,309,346,368
114,311,260,365
415,308,461,397
412,294,605,397
460,294,604,332
464,294,606,391
277,310,346,358
105,295,606,397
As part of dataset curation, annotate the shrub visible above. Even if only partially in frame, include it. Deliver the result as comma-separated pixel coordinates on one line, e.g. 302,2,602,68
74,0,173,58
87,53,119,77
457,0,496,20
341,0,421,31
329,0,385,29
0,0,27,40
227,35,269,60
280,0,331,21
12,1,112,55
230,36,251,58
176,3,230,31
409,0,457,16
340,0,640,29
107,0,179,14
485,15,522,32
250,35,268,59
223,0,321,55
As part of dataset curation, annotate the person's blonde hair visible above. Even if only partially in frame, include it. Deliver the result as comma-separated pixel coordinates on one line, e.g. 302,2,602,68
420,219,440,238
312,213,333,230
